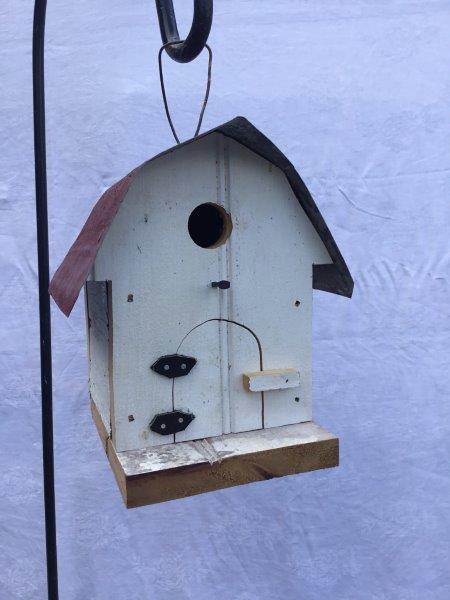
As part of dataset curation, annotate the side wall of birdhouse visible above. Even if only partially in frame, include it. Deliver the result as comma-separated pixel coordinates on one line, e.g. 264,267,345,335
85,280,112,437
88,133,333,453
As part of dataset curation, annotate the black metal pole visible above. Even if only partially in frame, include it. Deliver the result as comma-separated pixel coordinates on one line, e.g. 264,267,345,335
29,3,212,597
32,1,59,599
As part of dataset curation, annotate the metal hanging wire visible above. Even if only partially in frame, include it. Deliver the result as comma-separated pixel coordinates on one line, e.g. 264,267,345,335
156,1,214,143
158,42,213,144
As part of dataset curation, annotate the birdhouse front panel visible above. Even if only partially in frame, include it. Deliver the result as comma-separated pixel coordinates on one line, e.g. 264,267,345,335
50,118,353,505
85,132,332,453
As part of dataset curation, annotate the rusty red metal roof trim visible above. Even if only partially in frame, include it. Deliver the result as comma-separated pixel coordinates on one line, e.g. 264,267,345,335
49,169,138,316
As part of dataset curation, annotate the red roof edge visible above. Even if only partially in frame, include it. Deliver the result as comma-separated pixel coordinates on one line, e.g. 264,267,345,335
49,170,138,316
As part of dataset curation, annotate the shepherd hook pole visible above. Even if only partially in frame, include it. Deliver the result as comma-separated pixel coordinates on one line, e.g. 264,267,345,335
32,1,59,598
31,3,212,597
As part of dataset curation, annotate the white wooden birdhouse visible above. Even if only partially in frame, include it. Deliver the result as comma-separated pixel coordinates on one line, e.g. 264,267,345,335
50,118,353,507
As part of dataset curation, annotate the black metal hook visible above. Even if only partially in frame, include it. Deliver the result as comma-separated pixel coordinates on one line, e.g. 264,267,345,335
155,0,213,63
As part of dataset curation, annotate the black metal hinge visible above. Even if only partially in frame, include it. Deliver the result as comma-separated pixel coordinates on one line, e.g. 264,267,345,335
150,410,195,435
151,354,197,378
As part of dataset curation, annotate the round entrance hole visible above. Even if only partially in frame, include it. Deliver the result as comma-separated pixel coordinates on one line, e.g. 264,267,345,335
188,203,232,249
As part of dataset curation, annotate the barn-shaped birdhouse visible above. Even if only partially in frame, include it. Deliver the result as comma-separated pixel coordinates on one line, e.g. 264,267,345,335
50,118,353,508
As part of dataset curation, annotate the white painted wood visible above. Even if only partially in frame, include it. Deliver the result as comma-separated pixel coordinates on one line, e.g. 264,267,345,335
225,137,332,430
225,319,264,432
94,136,225,451
215,137,265,433
117,421,335,477
90,131,335,451
216,136,232,435
86,281,111,434
243,369,300,392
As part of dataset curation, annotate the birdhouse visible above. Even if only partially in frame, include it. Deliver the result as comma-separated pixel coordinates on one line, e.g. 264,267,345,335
50,118,353,508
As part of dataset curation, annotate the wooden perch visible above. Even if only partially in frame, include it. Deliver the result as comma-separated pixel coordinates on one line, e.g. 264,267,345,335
243,368,301,392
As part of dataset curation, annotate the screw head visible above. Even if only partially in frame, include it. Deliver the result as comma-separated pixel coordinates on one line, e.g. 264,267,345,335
163,364,170,371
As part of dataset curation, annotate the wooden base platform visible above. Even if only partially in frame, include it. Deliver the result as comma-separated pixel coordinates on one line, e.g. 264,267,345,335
91,401,339,508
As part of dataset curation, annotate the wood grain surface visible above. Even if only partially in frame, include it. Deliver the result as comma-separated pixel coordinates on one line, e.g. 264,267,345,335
91,400,338,509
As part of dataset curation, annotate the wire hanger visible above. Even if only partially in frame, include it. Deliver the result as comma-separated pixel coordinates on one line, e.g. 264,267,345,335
155,1,214,143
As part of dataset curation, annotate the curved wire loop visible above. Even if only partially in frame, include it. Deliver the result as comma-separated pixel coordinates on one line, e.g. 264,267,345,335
155,0,213,63
158,42,212,144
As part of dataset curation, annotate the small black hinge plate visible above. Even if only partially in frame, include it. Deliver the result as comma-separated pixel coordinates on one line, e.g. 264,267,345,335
151,354,197,378
150,410,195,436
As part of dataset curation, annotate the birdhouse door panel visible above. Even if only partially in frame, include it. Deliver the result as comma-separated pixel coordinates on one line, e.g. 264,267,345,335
227,321,264,433
172,320,223,442
224,138,332,430
94,136,228,451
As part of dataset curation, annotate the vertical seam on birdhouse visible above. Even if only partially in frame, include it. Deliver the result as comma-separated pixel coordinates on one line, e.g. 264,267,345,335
106,280,115,443
223,136,234,434
216,134,231,435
